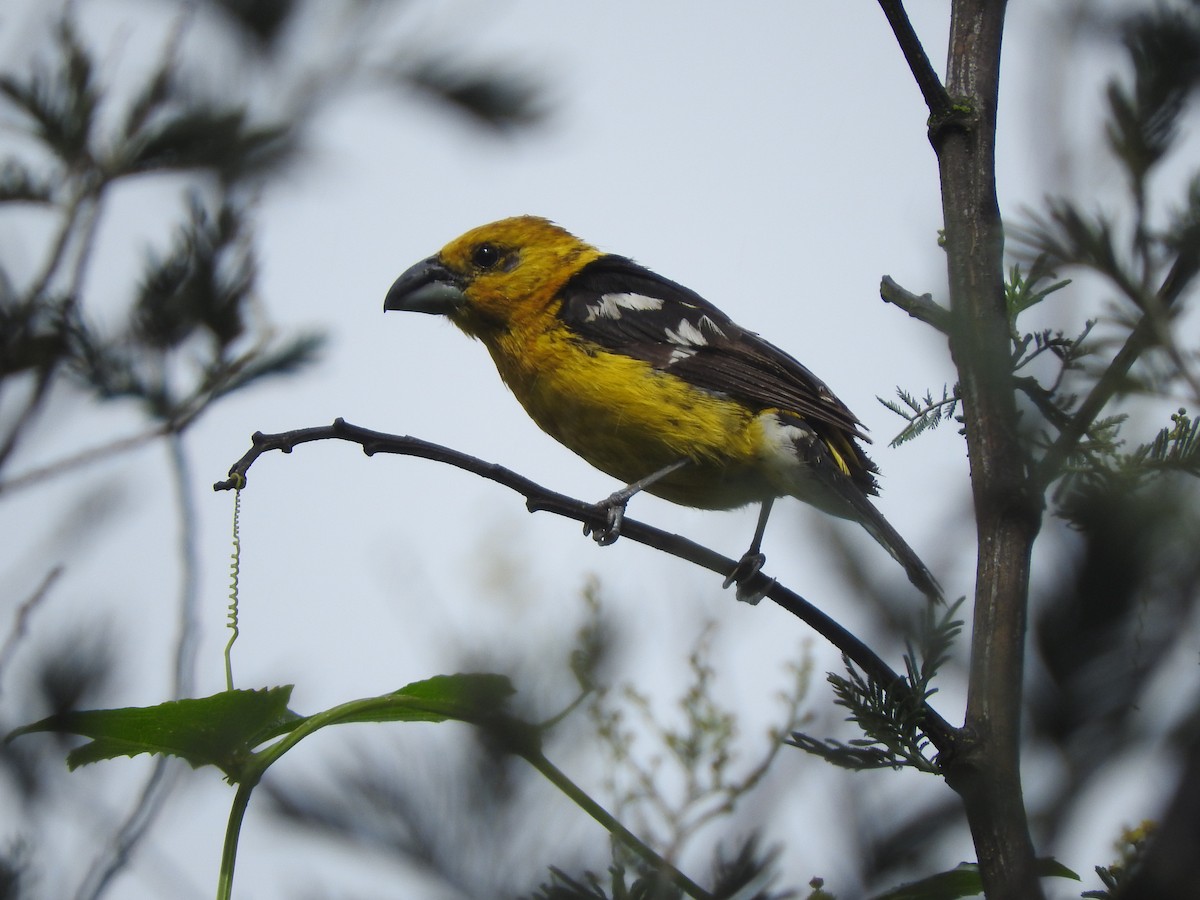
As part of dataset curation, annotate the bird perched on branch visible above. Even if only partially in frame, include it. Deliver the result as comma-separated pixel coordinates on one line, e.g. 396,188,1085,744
385,215,940,603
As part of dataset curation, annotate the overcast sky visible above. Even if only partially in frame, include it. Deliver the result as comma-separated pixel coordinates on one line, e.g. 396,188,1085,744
3,2,1191,898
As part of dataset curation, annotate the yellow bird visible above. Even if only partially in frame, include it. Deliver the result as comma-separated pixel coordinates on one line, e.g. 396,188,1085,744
385,216,940,603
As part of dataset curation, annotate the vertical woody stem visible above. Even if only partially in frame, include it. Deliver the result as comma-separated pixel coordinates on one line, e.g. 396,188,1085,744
934,2,1045,898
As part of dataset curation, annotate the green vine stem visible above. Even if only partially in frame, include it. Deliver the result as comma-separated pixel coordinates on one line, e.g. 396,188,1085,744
214,695,425,898
521,748,714,900
217,780,256,900
213,692,713,900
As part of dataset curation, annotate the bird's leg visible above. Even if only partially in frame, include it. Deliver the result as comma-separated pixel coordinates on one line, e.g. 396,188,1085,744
584,458,691,546
722,498,776,604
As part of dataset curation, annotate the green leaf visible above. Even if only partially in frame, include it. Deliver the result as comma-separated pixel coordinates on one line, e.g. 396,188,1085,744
330,673,516,727
870,859,1079,900
1004,259,1071,323
291,674,535,758
7,686,300,777
9,675,525,786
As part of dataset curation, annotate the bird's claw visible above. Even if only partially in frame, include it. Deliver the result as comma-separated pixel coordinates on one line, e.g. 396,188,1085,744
723,552,773,605
722,551,766,588
583,500,626,546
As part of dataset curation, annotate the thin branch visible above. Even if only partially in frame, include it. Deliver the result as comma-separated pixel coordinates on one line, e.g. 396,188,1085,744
74,430,200,900
73,759,182,900
523,749,714,900
1037,313,1155,490
1036,226,1200,488
1014,376,1072,431
167,430,201,699
1038,284,1182,488
214,419,960,756
876,0,954,122
0,565,63,699
0,337,258,498
1130,280,1200,406
26,183,95,305
0,365,57,474
0,422,171,497
880,276,952,334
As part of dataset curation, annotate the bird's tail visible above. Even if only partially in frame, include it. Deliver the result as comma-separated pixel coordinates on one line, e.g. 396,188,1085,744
840,488,943,603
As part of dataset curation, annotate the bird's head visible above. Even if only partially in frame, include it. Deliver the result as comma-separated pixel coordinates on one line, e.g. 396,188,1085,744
384,216,603,338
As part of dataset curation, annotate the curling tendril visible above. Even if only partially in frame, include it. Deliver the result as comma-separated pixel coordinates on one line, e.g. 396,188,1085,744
223,474,245,690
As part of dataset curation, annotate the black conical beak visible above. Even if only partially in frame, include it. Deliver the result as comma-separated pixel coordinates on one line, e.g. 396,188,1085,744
384,256,466,315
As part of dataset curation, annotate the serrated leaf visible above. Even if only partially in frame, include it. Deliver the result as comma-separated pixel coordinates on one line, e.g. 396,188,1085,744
870,859,1079,900
7,686,300,777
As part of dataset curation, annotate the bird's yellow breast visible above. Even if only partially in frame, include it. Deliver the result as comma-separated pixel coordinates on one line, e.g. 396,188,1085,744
481,317,779,509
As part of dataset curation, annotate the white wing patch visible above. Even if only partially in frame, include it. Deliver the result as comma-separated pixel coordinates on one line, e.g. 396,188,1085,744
665,318,707,346
585,292,664,321
665,313,726,362
580,292,730,363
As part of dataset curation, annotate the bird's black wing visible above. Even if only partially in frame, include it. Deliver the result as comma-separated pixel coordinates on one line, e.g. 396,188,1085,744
558,254,872,448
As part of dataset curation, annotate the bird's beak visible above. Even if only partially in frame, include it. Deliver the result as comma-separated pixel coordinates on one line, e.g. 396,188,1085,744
384,256,466,315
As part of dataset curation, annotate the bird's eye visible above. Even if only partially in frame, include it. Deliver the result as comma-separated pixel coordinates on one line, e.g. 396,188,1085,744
472,243,501,269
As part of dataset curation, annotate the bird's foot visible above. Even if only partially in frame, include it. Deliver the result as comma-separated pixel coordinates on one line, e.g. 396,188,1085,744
582,495,627,546
722,551,773,605
581,460,691,547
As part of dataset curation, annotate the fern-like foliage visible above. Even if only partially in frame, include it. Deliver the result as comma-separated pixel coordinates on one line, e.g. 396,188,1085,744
881,262,1078,448
1005,257,1072,326
525,837,797,900
1081,822,1157,899
526,865,678,900
1055,408,1200,520
1012,320,1096,376
878,386,960,448
1132,407,1200,476
789,600,964,774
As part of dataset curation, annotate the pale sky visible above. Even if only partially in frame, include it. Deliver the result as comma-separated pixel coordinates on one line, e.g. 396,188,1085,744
2,2,1190,898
